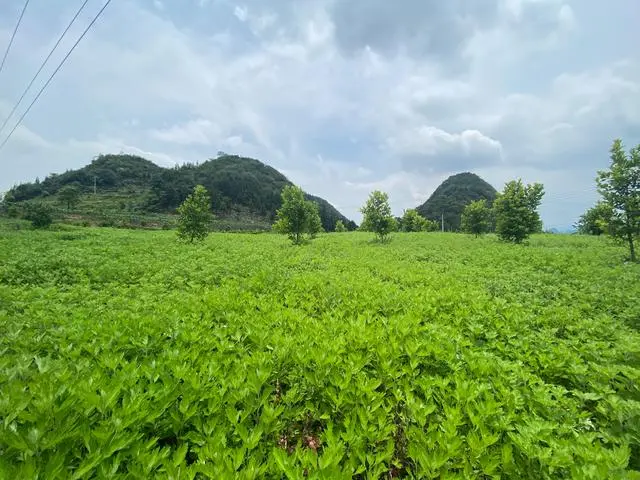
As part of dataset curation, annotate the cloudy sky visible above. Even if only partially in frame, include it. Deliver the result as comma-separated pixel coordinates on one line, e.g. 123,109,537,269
0,0,638,228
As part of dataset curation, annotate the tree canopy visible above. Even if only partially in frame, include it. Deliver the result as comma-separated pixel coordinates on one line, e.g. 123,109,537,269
494,180,544,243
177,185,213,243
461,199,492,237
360,191,397,242
596,139,640,261
273,185,323,244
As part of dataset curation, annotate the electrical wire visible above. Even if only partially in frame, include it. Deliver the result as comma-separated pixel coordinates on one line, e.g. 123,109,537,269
0,0,112,153
0,0,92,137
0,0,30,76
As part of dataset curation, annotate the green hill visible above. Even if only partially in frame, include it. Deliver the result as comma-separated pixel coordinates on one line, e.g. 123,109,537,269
4,154,356,231
416,172,497,231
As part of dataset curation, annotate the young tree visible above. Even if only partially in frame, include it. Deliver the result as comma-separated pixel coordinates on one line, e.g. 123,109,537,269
58,185,81,211
493,179,544,243
273,185,322,244
596,138,640,261
360,190,397,241
575,202,613,236
400,208,429,232
177,184,213,242
461,199,491,237
334,220,347,232
307,201,324,239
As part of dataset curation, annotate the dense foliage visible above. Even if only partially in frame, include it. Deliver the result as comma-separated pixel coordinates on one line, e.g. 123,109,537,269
596,139,640,262
4,154,355,232
461,200,492,237
494,180,544,243
22,203,53,229
399,209,438,232
177,185,214,243
0,228,638,478
416,172,497,231
334,220,347,233
575,202,613,236
273,186,323,244
360,191,397,242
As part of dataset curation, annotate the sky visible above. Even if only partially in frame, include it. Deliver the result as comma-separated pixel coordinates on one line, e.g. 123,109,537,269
0,0,638,229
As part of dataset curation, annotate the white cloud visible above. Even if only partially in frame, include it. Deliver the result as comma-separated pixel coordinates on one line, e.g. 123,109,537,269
0,0,638,229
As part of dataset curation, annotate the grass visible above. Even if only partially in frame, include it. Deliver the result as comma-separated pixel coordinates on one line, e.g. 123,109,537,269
0,228,639,478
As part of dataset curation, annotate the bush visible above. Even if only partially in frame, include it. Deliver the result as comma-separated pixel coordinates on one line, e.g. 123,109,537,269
23,203,53,229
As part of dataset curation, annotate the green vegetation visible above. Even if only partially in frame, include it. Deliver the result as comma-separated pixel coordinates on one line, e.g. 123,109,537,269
416,172,497,231
22,203,53,229
595,139,640,262
273,186,323,244
494,180,544,244
575,202,613,236
177,185,214,243
399,209,438,232
334,220,347,233
4,153,356,232
0,227,638,478
57,185,82,211
360,190,397,242
461,199,492,237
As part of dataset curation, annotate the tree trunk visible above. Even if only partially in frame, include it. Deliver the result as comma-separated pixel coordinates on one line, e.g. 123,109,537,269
628,231,636,262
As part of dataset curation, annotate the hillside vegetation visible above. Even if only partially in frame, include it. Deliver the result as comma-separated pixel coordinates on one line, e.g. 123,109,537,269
416,172,498,231
4,154,356,231
1,227,638,478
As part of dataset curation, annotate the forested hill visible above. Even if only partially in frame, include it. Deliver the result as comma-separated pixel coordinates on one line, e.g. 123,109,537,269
6,153,357,231
416,172,497,231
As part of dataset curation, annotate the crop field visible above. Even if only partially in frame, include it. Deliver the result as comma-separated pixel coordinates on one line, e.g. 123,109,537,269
1,227,639,479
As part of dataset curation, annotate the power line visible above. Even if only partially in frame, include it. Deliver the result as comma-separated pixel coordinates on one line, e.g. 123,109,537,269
0,0,92,137
0,0,30,76
0,0,112,153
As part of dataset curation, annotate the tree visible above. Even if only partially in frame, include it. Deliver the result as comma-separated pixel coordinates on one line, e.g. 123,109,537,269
23,203,53,229
493,179,544,243
58,185,81,211
335,220,347,232
177,184,213,242
575,202,613,236
307,201,324,239
360,190,397,241
273,185,322,244
461,199,491,237
596,139,640,261
400,209,430,232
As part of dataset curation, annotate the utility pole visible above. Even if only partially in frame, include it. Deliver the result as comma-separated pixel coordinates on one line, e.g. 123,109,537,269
93,176,97,195
441,212,444,232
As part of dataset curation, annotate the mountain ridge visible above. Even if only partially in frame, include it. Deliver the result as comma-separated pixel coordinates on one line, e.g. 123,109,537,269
5,153,357,231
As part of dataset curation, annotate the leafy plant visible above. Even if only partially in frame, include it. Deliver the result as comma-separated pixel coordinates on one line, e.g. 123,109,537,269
334,220,347,233
596,138,640,261
177,185,213,242
0,228,638,478
494,180,544,243
575,202,613,236
273,185,322,244
399,209,436,232
461,199,492,237
360,190,397,242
